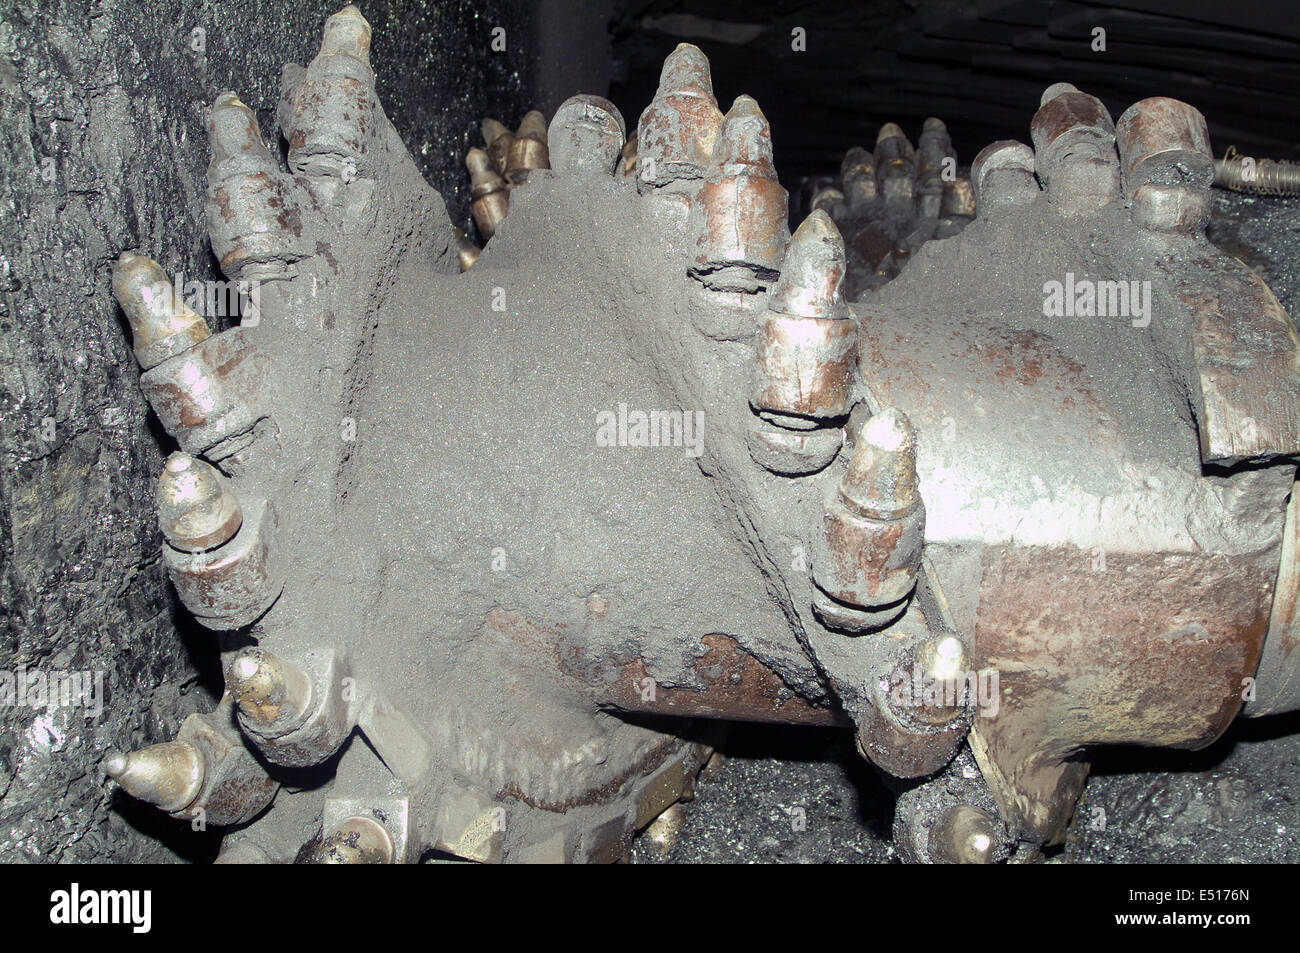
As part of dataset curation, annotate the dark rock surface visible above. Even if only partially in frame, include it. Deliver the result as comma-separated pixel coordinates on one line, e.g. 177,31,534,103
0,0,552,863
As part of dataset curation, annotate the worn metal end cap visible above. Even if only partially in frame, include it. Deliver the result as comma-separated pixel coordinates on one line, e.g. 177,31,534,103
1040,82,1078,107
308,816,394,864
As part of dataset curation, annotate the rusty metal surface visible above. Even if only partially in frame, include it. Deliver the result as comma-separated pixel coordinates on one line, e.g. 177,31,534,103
691,96,789,291
753,313,857,420
1029,89,1115,182
596,633,846,727
206,92,304,282
139,329,271,456
636,43,723,191
1116,96,1215,191
283,7,379,182
178,701,279,828
95,15,1300,867
1180,252,1300,462
972,544,1273,840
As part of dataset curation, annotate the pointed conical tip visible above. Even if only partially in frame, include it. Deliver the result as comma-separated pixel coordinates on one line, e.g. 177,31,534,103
157,452,242,552
229,649,280,704
841,145,872,178
861,407,915,453
840,407,920,517
922,117,946,134
321,4,372,64
111,253,210,368
792,208,843,246
658,42,714,99
106,741,205,813
711,94,774,172
209,91,266,159
466,147,492,174
726,94,763,119
112,250,166,289
877,122,905,144
229,648,313,726
516,109,548,142
481,118,509,146
766,210,847,319
214,90,247,110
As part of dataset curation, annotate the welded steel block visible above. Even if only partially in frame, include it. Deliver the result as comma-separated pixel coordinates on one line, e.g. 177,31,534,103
1118,97,1215,232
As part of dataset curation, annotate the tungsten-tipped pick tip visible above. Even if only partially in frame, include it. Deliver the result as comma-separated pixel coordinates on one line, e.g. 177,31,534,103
466,147,494,177
710,95,775,174
209,90,269,165
112,252,211,369
481,117,509,146
930,805,1001,864
516,109,548,144
658,42,715,98
840,407,920,518
105,741,205,813
876,122,905,144
320,4,372,64
766,210,848,319
228,647,314,728
156,452,243,553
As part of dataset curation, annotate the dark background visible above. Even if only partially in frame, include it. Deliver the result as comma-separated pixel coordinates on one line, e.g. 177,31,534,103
2,0,1297,861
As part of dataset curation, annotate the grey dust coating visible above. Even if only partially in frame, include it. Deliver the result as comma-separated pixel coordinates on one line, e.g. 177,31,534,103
0,0,570,863
634,190,1300,865
3,0,1299,864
